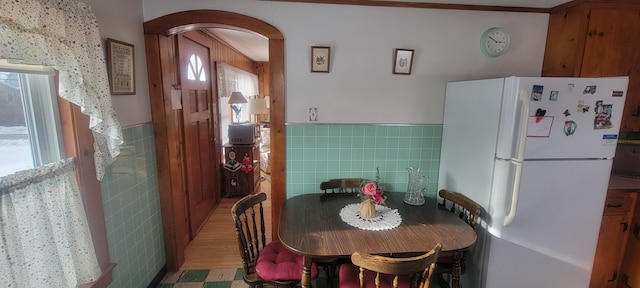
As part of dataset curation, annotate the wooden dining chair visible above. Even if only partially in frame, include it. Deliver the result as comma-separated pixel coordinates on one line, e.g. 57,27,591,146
317,178,369,285
231,192,318,287
435,189,481,288
338,243,442,288
320,178,366,194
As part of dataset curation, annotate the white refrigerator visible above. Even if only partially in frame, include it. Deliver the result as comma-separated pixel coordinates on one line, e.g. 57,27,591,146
438,76,628,288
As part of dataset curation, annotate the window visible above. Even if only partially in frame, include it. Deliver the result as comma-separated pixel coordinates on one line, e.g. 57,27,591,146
216,62,259,143
187,54,207,82
0,68,63,177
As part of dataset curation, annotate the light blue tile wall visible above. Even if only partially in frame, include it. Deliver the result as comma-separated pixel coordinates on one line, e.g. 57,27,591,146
100,123,164,288
286,124,443,198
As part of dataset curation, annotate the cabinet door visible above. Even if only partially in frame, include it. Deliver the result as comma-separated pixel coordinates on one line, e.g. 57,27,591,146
541,5,591,77
590,191,636,288
223,144,260,197
590,215,630,287
621,233,640,288
620,195,640,287
581,8,640,132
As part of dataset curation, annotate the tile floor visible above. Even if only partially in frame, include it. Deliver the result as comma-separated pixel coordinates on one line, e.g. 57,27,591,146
156,268,331,288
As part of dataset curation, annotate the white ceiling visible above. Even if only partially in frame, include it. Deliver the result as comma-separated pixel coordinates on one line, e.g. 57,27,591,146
208,28,270,62
207,0,573,62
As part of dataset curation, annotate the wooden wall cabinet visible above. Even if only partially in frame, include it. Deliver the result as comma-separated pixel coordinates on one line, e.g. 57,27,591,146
222,143,261,197
542,3,640,132
590,190,637,288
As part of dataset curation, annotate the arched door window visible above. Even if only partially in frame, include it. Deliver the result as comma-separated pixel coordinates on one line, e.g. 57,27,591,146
187,54,206,82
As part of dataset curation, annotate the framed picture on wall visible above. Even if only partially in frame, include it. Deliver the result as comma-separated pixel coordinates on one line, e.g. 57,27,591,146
392,48,414,75
311,46,330,73
106,38,136,95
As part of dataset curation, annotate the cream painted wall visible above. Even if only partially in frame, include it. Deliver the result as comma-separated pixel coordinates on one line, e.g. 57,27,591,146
85,0,151,128
142,0,549,124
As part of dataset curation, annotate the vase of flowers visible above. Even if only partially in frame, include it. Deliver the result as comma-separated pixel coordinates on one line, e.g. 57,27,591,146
359,168,386,219
360,198,377,219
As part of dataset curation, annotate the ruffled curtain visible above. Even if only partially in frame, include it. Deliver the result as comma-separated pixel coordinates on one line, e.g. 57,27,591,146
0,158,101,287
216,62,259,101
0,0,123,180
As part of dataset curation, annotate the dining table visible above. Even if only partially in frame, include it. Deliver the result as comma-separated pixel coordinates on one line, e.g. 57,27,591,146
278,192,478,288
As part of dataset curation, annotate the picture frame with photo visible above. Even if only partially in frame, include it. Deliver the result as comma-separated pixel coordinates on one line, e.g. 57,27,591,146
311,46,330,73
106,38,136,95
393,48,414,75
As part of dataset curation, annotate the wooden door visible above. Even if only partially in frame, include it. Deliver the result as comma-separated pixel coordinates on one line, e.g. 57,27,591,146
178,34,219,237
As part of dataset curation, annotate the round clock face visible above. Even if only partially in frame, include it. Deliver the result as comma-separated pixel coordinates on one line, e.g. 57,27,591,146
481,27,510,57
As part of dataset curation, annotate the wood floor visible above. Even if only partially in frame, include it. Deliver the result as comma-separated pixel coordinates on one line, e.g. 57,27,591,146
180,175,272,270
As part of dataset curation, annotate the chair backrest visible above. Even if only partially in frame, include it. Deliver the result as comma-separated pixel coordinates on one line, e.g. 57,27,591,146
320,178,366,194
438,189,481,230
231,192,268,276
351,243,442,288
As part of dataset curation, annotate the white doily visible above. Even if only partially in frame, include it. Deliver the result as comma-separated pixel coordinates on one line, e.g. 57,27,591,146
339,203,402,231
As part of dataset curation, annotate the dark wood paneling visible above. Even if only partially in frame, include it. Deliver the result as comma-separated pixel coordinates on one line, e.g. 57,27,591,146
541,5,590,76
269,38,285,240
211,40,258,74
144,10,284,40
543,3,640,132
581,8,640,131
144,33,190,271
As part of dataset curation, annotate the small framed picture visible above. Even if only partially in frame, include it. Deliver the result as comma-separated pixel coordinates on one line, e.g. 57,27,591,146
311,46,330,73
106,38,136,95
393,48,414,75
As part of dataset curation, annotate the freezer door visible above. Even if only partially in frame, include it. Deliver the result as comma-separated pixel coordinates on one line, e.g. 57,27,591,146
485,159,612,288
520,77,628,159
439,78,505,209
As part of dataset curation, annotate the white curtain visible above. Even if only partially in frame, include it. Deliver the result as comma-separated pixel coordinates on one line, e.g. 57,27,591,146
0,158,101,287
0,0,123,180
216,62,259,143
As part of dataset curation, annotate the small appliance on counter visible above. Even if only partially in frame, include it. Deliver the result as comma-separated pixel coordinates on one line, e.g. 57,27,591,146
228,123,260,145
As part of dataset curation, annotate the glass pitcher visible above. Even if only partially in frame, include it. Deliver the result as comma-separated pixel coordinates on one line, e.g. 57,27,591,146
404,167,426,205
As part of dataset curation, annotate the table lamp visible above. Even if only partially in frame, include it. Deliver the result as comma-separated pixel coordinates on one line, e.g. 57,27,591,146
228,91,247,123
248,98,269,123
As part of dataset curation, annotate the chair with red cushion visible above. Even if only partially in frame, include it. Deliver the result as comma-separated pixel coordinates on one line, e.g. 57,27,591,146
435,189,481,288
339,243,442,288
232,192,318,287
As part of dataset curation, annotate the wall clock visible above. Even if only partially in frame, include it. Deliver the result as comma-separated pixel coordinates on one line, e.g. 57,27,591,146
480,27,510,58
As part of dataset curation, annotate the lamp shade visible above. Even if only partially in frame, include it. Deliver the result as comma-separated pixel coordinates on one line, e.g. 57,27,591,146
248,98,269,115
228,91,247,104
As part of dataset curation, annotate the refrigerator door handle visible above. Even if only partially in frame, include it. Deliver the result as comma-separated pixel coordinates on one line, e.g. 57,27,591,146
504,88,530,226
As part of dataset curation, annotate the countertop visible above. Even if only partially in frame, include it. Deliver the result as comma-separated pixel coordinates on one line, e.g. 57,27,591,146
608,174,640,190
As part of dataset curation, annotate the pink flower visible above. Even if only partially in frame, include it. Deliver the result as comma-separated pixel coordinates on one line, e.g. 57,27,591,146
372,190,385,204
362,182,377,196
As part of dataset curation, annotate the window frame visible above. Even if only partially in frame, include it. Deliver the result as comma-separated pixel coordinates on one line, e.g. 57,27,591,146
0,64,114,286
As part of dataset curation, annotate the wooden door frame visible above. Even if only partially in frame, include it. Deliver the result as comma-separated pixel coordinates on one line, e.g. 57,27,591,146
143,10,286,271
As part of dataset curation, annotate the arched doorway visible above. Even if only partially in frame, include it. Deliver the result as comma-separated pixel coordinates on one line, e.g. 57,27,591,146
143,10,285,271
